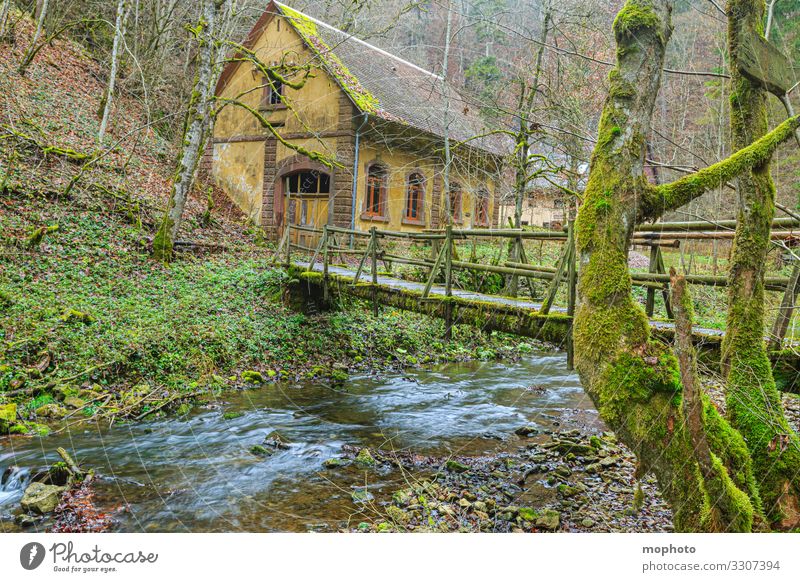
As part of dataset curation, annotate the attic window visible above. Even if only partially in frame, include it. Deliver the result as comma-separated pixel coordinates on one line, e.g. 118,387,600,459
262,76,285,108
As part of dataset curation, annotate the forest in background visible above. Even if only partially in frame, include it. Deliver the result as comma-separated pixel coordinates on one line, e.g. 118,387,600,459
1,0,800,534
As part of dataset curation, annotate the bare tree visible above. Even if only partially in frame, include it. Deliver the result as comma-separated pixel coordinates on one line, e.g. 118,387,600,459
0,0,11,39
152,0,225,261
98,0,129,144
18,0,48,74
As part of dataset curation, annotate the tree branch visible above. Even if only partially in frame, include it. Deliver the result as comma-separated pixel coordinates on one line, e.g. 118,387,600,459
640,115,800,222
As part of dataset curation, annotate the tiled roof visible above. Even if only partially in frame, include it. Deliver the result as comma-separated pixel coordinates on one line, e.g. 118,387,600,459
273,2,510,156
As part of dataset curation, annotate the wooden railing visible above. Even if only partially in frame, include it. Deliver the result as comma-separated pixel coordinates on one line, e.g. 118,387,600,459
274,216,800,363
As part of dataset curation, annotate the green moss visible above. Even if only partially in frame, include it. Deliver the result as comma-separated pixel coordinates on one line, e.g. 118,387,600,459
279,4,389,119
613,2,661,41
241,370,265,384
60,308,95,324
0,403,17,433
355,447,377,467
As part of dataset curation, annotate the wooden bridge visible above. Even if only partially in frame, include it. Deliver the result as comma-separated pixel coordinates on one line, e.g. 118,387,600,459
275,218,800,371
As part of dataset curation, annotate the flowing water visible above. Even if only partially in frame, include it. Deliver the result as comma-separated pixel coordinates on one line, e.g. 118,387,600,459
0,351,599,532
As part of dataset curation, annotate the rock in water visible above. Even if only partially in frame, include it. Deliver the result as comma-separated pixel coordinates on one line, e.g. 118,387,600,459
514,426,539,437
20,482,66,515
535,509,560,531
355,448,377,467
322,457,348,468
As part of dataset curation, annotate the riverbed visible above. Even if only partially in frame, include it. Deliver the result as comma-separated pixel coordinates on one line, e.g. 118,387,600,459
1,350,601,532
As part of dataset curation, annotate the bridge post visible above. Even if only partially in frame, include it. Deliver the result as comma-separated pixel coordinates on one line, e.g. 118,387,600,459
370,226,378,317
322,225,329,303
645,245,659,317
444,224,454,340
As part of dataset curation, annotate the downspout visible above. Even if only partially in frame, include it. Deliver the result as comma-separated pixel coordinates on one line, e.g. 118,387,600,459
350,112,369,247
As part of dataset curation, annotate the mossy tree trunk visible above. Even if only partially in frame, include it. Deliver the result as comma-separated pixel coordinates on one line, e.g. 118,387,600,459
721,0,800,529
573,0,799,532
152,0,218,262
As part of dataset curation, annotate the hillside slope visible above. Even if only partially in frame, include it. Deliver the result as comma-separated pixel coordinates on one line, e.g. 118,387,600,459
0,14,530,436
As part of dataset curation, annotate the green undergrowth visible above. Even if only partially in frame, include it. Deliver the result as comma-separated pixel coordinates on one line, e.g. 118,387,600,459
0,198,535,434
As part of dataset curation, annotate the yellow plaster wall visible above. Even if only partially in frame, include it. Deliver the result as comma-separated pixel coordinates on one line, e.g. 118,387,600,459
212,12,343,224
212,141,265,223
354,143,497,231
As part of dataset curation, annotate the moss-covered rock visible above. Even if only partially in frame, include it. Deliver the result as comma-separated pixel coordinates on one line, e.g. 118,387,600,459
355,448,376,467
0,403,17,433
518,507,537,522
59,309,95,325
241,370,265,384
322,457,348,469
20,482,66,515
63,397,87,410
535,509,561,531
249,445,273,457
445,459,469,473
35,403,67,419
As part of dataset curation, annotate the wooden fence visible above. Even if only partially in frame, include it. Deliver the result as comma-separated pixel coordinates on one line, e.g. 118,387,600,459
274,216,800,367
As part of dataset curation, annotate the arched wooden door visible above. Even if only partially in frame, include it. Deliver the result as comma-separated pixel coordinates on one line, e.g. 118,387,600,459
280,170,331,249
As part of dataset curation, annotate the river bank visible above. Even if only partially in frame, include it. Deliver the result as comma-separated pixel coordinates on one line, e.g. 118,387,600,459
1,196,546,436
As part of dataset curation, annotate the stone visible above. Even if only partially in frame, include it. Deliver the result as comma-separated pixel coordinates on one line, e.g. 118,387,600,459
457,498,472,508
518,507,537,522
514,425,539,437
20,482,66,515
555,465,572,477
0,403,17,433
15,513,42,527
472,501,488,513
249,445,274,457
535,509,561,531
552,441,595,456
262,431,290,450
35,403,67,419
386,505,409,525
241,370,265,384
63,397,86,410
557,484,581,498
355,448,377,467
351,488,374,503
392,488,414,506
600,456,620,468
445,459,469,473
581,517,595,528
322,457,348,468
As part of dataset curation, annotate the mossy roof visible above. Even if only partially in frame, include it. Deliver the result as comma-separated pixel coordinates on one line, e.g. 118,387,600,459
252,2,509,156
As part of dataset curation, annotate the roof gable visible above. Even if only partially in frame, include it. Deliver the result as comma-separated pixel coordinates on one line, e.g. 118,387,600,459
217,1,509,156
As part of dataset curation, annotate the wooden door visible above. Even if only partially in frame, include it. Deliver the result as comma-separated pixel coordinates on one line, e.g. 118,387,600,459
282,171,331,250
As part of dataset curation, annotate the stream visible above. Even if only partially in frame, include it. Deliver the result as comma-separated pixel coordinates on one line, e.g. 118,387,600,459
1,351,599,532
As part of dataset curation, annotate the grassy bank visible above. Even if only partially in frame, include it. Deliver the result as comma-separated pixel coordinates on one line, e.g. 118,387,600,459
0,194,540,435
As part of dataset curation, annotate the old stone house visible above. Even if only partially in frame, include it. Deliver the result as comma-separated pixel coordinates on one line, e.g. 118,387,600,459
210,1,507,244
